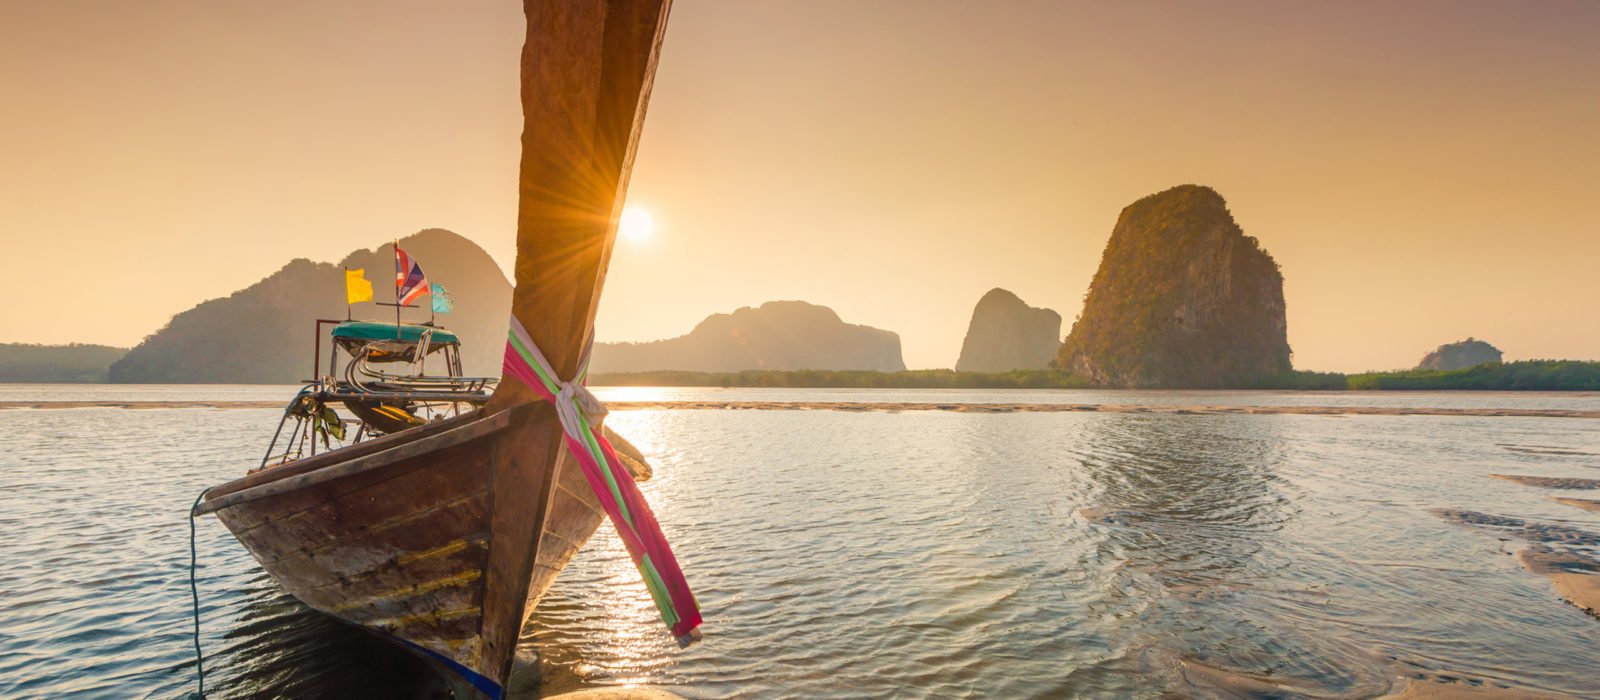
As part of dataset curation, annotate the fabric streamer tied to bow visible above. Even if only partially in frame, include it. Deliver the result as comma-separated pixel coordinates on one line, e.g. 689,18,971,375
502,315,703,643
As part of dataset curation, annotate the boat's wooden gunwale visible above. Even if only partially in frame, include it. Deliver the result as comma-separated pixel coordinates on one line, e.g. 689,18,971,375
206,408,486,500
197,408,515,516
205,407,645,509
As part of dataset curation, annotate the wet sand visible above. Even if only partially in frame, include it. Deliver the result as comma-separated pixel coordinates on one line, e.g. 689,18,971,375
1177,658,1573,699
1433,497,1600,618
1500,444,1600,457
1518,549,1600,618
1432,509,1600,547
1175,658,1339,697
1552,497,1600,513
1489,475,1600,490
3,399,1599,418
1384,679,1572,699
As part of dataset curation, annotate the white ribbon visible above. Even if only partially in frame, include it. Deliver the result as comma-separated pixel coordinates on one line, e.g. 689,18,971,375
509,317,608,439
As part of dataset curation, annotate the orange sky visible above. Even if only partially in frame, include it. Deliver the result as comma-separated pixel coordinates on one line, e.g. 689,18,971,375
3,1,1596,371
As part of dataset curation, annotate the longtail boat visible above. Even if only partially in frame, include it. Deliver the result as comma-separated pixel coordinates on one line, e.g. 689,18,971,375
193,1,699,697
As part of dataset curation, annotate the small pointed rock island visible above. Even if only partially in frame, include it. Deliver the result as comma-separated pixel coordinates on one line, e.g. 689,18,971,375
954,288,1062,372
1057,185,1291,387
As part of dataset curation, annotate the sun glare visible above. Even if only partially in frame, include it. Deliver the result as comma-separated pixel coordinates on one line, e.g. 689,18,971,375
619,207,655,243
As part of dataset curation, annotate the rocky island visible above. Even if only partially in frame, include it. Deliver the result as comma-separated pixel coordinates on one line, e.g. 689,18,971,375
590,301,905,373
1417,338,1503,370
1057,185,1291,388
954,288,1062,372
109,229,512,383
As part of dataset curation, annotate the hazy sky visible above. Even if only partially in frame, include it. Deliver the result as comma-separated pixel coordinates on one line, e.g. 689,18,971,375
4,0,1597,371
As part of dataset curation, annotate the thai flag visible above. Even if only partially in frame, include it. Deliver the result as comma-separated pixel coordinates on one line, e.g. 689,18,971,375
394,245,429,305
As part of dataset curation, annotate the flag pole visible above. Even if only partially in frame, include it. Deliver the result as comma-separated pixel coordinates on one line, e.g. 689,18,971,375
343,267,352,321
393,240,402,339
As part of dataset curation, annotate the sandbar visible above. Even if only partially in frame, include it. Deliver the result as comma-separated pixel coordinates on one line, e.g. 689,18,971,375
1552,497,1600,513
1489,475,1600,490
1517,548,1600,617
1384,679,1572,699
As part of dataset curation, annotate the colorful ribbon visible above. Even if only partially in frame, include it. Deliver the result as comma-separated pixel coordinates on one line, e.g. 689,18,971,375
502,316,702,643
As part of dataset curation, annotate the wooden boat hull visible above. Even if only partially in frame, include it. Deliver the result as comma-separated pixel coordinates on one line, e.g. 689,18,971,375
199,0,678,694
198,405,641,696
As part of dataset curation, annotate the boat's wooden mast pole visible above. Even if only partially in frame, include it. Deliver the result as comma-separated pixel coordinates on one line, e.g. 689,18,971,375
479,0,672,686
490,0,670,396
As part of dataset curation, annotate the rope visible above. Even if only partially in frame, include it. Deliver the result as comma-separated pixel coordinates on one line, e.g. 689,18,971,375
188,488,210,699
503,316,702,644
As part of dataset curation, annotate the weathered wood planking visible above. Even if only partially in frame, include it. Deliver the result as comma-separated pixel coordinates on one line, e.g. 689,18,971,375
212,419,498,666
527,457,610,608
237,445,491,564
207,402,649,678
197,409,512,516
205,385,652,693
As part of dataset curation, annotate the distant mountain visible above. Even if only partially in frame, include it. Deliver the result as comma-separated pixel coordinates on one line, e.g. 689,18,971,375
1417,338,1502,371
1058,185,1291,387
954,288,1061,372
109,229,511,383
590,301,905,373
0,343,129,383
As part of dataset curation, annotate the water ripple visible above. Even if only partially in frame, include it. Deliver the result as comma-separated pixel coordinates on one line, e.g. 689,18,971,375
2,396,1599,697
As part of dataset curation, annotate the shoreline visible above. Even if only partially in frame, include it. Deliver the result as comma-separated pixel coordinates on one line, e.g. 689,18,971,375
1517,549,1600,618
2,399,1598,419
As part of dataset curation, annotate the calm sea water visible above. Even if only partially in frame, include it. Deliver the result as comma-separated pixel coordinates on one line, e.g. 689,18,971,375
1,386,1598,698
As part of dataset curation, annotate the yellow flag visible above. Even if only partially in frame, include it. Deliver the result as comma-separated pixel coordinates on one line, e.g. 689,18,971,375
345,268,373,304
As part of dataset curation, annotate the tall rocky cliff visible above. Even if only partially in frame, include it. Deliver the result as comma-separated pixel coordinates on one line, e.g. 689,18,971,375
1417,338,1502,370
1058,185,1291,387
954,288,1062,372
590,301,905,373
110,229,511,383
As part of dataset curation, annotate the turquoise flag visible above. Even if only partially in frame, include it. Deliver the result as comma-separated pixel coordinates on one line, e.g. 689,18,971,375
430,284,453,313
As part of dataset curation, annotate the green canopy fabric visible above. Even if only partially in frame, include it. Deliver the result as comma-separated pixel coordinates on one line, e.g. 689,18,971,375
332,322,460,345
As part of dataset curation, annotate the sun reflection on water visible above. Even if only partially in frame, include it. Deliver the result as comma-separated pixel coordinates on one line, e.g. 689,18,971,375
526,410,691,693
591,386,680,404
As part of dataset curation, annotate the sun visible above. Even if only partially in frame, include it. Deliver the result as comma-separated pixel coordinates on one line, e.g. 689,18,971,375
619,207,655,243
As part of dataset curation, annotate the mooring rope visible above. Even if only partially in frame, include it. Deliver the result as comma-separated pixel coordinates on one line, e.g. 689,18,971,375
187,488,210,699
503,316,703,644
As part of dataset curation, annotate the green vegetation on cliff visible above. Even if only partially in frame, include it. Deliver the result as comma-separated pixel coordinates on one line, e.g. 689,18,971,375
1416,338,1503,371
1058,185,1291,387
0,343,129,383
1238,361,1600,390
1346,361,1600,391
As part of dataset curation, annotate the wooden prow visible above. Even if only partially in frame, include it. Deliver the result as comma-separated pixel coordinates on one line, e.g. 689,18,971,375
478,0,673,687
491,0,671,401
